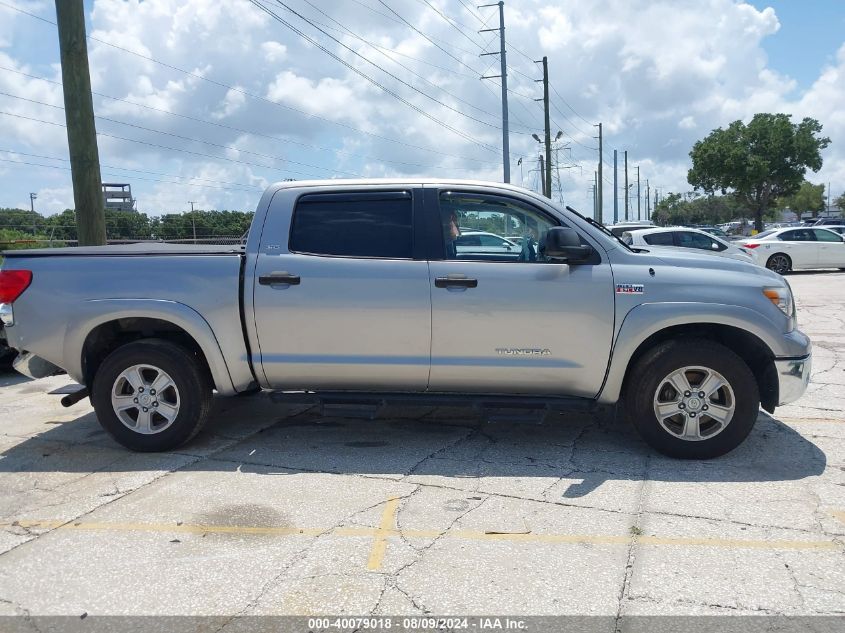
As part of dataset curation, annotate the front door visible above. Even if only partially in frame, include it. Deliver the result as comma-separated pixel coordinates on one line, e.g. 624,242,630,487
252,189,431,390
425,187,615,398
813,229,845,267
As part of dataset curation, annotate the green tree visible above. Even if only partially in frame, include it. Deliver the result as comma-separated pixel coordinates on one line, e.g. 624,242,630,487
687,113,830,231
835,193,845,214
652,192,749,226
775,181,826,218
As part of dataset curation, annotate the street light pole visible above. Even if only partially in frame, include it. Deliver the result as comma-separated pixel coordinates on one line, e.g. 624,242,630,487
29,192,37,235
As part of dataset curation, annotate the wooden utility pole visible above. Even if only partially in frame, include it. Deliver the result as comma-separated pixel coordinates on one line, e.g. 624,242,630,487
541,57,551,199
624,151,629,221
596,123,603,223
56,0,105,246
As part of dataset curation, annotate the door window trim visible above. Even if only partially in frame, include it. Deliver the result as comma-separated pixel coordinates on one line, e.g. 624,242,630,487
286,189,425,261
426,189,565,262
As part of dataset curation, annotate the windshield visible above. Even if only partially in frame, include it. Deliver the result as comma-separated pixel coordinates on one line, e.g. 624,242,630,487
751,229,778,240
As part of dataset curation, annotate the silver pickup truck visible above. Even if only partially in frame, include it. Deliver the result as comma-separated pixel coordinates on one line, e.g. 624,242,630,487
0,179,811,459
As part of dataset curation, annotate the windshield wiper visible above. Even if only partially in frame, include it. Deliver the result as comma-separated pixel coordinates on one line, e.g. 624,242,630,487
564,206,642,252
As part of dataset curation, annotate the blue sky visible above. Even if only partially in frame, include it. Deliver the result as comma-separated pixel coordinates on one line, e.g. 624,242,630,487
0,0,843,220
751,0,845,91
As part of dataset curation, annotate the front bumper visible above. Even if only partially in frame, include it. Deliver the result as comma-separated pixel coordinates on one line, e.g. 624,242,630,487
775,354,812,406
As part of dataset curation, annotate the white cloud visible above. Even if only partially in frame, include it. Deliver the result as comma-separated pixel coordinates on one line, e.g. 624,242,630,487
211,87,246,120
261,41,287,63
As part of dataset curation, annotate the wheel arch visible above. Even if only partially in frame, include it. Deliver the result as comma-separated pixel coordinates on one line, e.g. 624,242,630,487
65,300,237,395
598,303,783,413
621,323,777,413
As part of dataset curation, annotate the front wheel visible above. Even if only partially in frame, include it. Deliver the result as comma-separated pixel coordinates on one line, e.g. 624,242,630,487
766,253,791,275
625,339,759,459
91,339,212,451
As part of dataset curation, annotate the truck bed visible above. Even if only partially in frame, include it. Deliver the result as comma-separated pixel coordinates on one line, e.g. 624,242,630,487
2,247,253,395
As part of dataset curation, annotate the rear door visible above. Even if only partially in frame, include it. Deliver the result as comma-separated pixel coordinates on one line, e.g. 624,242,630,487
424,187,615,397
252,188,431,390
773,229,819,269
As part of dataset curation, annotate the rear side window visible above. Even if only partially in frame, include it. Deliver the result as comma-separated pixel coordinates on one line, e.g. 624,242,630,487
643,232,674,246
289,192,412,259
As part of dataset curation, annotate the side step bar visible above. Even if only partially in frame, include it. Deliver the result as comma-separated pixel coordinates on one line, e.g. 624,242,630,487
270,391,597,423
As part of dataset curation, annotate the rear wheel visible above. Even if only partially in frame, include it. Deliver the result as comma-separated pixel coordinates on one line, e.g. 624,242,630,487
625,339,759,459
91,339,212,451
766,253,791,275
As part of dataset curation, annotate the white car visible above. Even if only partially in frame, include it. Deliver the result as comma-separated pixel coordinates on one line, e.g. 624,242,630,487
740,227,845,274
454,231,519,255
621,227,755,263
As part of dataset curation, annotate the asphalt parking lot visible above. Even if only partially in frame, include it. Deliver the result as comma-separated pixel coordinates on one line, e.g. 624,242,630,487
0,272,843,626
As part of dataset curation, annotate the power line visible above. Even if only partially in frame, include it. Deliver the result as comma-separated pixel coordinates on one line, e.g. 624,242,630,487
0,91,362,177
415,0,488,51
0,157,261,192
0,66,498,171
248,0,507,151
375,0,486,77
295,0,530,131
0,148,263,191
0,0,501,165
0,110,334,179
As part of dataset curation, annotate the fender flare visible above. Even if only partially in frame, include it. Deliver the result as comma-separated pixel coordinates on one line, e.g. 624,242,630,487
63,298,237,395
596,302,788,404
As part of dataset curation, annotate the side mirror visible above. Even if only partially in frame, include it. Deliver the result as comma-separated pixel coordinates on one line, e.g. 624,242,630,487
543,227,593,263
711,242,720,250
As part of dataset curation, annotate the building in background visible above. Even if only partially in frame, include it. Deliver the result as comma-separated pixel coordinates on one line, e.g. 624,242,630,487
101,183,136,212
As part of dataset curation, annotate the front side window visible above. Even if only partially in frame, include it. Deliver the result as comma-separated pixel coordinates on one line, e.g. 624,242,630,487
439,192,558,262
813,229,843,243
289,192,412,259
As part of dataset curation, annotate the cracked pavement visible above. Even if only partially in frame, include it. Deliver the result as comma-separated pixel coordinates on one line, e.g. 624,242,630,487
0,272,843,623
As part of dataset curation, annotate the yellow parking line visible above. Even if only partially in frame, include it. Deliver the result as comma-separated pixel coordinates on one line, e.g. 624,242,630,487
366,497,400,572
3,518,837,552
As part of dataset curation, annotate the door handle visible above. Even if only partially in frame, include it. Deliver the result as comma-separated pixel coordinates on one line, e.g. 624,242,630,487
435,277,478,288
259,271,301,286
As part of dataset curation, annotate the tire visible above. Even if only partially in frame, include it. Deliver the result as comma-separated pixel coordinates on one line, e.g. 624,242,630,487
766,253,791,275
91,339,212,452
625,339,759,459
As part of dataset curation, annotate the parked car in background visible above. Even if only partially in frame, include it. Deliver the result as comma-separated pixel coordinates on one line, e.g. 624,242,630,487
454,231,519,255
622,227,755,263
740,227,845,274
813,218,845,227
608,221,655,237
696,226,734,240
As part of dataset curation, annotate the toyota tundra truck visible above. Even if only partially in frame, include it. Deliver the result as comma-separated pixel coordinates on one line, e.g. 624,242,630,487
0,179,811,459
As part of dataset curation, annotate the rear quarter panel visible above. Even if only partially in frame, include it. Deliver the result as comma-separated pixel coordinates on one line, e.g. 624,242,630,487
3,253,251,394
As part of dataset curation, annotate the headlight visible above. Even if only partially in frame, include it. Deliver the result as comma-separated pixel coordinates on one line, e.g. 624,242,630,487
763,286,794,319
